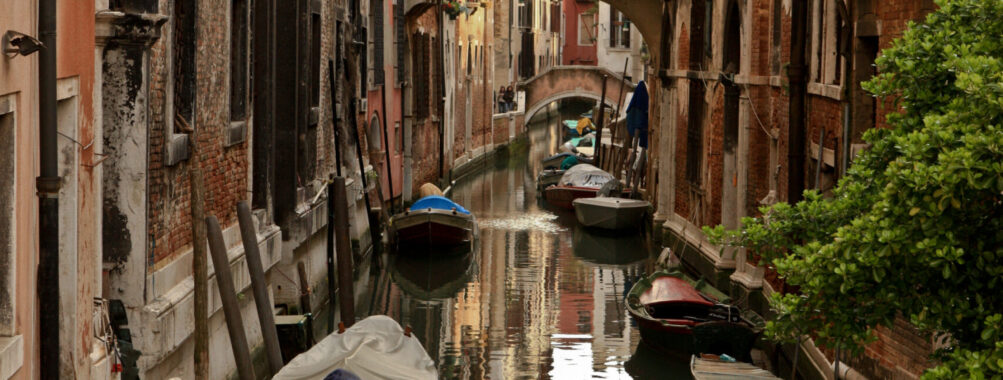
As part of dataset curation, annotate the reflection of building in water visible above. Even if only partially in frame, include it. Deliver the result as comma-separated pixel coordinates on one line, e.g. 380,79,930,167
590,267,640,377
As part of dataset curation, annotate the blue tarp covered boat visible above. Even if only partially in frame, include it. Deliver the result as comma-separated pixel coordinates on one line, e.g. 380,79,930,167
391,196,476,251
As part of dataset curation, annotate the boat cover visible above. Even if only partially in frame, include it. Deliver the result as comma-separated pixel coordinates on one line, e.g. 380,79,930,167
558,164,615,189
639,275,714,307
272,315,438,380
409,195,470,215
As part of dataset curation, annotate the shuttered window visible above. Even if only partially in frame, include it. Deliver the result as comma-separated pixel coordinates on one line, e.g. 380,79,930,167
174,0,197,128
231,0,249,121
413,32,430,120
395,0,405,85
372,0,384,85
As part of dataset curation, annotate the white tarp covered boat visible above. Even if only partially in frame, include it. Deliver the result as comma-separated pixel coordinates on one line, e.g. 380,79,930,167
572,197,650,230
273,315,438,380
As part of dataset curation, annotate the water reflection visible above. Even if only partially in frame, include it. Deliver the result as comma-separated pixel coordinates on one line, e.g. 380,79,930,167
364,101,688,378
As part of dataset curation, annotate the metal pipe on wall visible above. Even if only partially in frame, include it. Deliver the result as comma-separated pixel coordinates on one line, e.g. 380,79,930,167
787,0,809,203
38,0,61,376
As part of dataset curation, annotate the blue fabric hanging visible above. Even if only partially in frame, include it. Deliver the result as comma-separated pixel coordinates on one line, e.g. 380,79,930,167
626,80,649,148
409,195,471,215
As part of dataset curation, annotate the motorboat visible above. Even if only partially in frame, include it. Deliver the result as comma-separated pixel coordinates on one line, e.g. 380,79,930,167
573,196,650,230
626,271,763,361
543,164,620,210
272,315,438,380
389,195,475,249
541,152,576,169
536,168,564,190
690,355,779,379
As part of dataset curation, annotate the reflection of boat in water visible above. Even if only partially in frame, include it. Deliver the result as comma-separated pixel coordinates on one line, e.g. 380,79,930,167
572,225,649,266
273,315,438,380
389,246,475,301
627,271,764,361
389,196,476,250
625,340,695,380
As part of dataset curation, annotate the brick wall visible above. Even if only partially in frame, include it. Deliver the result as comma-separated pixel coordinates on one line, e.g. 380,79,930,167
149,0,251,264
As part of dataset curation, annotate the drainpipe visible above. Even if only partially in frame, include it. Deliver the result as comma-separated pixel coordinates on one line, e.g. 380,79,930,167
787,0,808,203
838,0,853,176
37,0,61,377
438,0,445,181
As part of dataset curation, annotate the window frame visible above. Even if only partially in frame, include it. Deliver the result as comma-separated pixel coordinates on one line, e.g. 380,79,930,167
0,94,16,338
578,12,596,46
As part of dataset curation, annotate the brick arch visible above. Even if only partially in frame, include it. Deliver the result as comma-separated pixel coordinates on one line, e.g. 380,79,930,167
519,65,635,122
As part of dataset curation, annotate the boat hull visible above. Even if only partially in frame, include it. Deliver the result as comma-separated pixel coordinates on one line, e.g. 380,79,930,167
573,197,650,230
543,186,599,210
390,209,475,249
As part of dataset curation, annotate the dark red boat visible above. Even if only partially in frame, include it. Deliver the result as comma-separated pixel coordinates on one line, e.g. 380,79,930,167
389,196,476,250
626,271,764,360
543,185,600,210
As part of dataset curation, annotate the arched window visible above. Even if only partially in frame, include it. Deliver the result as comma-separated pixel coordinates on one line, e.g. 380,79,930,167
368,115,382,152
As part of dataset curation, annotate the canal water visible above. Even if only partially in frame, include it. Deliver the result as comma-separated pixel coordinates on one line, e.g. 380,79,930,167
360,102,693,379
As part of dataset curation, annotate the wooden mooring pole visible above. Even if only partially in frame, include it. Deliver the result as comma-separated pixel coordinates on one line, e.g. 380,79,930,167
332,177,356,327
595,75,609,167
236,201,284,374
206,216,256,380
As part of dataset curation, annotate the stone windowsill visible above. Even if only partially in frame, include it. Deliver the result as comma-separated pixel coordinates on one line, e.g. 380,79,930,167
0,335,23,380
225,120,248,147
807,82,844,101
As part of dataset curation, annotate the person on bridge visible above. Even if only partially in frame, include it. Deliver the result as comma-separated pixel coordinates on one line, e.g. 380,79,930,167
497,86,508,113
504,85,516,112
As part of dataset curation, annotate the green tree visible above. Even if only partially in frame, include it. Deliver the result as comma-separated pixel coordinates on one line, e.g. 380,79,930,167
707,0,1003,377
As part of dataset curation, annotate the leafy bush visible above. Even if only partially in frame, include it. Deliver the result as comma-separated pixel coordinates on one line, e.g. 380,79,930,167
707,0,1003,377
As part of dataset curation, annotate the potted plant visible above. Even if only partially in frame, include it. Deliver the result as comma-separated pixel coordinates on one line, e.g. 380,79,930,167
443,1,467,19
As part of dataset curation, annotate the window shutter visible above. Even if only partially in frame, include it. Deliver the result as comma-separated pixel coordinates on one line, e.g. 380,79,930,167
373,0,385,85
395,1,405,85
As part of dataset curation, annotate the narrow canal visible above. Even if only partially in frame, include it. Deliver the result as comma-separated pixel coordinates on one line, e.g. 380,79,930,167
359,101,693,379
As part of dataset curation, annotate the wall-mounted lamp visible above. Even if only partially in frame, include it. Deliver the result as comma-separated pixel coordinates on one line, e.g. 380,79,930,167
3,30,45,58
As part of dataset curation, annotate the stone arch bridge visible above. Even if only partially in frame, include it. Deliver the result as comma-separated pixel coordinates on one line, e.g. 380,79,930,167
519,65,636,122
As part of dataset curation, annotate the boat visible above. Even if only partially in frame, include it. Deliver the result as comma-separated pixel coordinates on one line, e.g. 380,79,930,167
543,164,620,210
389,195,475,249
626,271,764,361
563,119,581,137
690,355,779,380
541,152,576,169
573,196,650,230
536,168,565,190
272,315,438,380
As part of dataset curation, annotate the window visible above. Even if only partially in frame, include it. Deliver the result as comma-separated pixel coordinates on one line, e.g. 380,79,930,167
231,0,249,121
808,0,845,85
310,10,321,110
413,32,430,120
518,0,531,28
174,0,197,128
688,0,706,70
550,2,561,33
372,0,385,85
0,96,14,337
395,0,405,85
686,81,705,184
578,13,596,46
609,10,630,49
368,115,382,152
